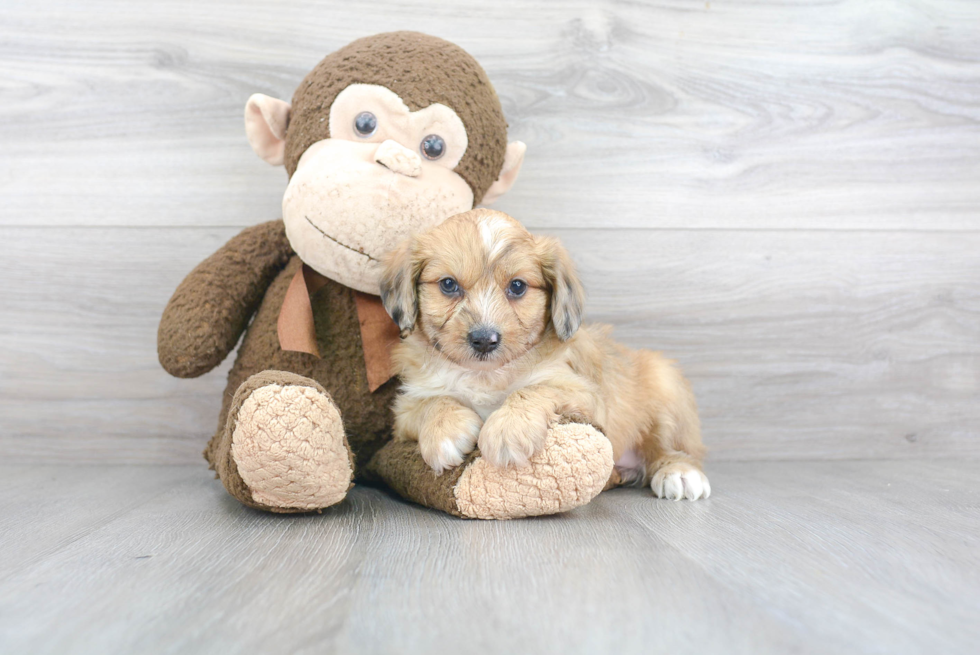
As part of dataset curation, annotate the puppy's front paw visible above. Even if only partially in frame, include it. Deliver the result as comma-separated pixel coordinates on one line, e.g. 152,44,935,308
478,405,552,469
651,462,711,501
418,406,482,475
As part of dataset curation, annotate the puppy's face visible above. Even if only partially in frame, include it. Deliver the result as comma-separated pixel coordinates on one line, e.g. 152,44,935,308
381,209,584,370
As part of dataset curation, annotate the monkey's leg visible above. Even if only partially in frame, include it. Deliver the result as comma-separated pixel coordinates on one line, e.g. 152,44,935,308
206,370,354,513
365,420,614,520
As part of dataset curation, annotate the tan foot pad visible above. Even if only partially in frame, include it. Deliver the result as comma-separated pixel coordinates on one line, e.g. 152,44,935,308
231,384,352,510
453,422,614,520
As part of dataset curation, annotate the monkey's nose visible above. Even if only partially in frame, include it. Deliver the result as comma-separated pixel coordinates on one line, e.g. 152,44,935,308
468,327,500,354
374,139,422,177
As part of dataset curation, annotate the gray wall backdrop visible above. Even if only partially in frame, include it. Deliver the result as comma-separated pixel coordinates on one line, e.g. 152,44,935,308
2,0,978,464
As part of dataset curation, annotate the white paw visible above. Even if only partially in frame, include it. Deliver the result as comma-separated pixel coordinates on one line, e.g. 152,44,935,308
477,406,551,469
419,410,482,475
651,463,711,501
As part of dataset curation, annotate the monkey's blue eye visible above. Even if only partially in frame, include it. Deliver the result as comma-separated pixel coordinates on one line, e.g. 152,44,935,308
439,277,460,295
508,279,527,298
354,112,377,137
421,134,445,160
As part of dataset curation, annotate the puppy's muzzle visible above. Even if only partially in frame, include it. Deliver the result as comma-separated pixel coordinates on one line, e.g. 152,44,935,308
468,326,500,354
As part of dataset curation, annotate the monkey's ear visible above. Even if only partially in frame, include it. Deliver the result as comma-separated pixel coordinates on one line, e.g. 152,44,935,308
480,141,527,205
537,235,585,341
245,94,291,166
379,237,421,338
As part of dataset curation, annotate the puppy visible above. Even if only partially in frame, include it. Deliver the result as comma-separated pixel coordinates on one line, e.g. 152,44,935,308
380,209,710,500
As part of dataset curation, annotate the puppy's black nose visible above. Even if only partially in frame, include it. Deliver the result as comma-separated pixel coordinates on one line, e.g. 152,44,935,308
468,327,500,354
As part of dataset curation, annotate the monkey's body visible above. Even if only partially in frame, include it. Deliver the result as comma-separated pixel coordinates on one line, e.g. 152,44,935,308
199,225,395,511
206,245,398,477
158,32,614,519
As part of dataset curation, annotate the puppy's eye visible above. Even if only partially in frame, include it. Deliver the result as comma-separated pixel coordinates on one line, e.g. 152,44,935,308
507,279,527,298
354,112,377,137
439,277,460,295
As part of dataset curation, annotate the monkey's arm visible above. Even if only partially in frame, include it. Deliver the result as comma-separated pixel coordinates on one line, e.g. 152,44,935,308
158,219,293,378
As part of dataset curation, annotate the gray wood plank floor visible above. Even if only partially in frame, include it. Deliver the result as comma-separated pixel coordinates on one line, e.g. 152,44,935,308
1,461,977,654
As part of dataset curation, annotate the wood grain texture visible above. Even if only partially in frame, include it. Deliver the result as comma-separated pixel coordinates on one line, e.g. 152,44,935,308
1,0,979,229
2,4,978,654
1,1,979,464
0,465,199,580
2,226,978,463
0,461,977,654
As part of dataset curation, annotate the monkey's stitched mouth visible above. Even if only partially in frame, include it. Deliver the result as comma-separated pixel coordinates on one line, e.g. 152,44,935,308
304,216,380,262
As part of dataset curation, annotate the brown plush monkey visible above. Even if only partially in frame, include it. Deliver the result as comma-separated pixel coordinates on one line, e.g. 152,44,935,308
158,32,613,519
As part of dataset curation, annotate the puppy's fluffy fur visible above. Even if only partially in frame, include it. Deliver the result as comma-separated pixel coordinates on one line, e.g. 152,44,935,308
380,209,710,500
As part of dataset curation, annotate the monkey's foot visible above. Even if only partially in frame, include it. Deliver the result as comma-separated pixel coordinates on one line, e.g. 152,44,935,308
210,371,354,513
454,422,613,519
367,421,613,520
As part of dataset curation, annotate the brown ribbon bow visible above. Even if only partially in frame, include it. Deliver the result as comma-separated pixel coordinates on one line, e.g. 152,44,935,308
277,264,400,392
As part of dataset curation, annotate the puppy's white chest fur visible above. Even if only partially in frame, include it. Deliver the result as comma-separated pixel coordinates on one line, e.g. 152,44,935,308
401,354,567,421
406,367,524,421
459,388,510,421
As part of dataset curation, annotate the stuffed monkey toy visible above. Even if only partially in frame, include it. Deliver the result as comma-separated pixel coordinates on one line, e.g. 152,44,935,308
158,32,614,519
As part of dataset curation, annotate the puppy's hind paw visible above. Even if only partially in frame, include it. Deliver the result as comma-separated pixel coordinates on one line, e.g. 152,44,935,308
651,463,711,501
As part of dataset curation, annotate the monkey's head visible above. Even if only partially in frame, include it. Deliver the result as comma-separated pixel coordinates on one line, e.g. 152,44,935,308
244,32,526,295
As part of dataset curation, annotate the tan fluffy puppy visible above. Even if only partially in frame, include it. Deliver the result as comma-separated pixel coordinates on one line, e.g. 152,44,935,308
380,209,710,500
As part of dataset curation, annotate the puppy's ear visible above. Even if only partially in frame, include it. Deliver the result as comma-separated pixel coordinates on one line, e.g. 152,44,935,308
380,236,421,338
537,236,585,341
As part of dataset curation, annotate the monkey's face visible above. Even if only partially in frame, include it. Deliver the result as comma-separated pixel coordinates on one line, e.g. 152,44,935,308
280,85,474,294
244,33,526,295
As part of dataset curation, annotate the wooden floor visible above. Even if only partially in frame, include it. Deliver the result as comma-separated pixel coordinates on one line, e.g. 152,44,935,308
1,460,977,654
